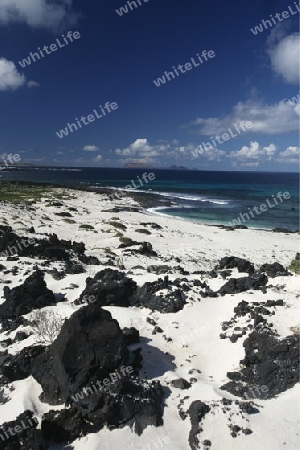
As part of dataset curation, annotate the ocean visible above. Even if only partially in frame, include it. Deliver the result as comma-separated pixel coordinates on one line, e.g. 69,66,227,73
1,168,299,231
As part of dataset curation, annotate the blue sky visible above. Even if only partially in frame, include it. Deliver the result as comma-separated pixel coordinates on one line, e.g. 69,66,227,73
0,0,299,171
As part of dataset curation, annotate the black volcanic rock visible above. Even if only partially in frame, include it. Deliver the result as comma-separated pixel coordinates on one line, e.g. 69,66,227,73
120,241,158,256
1,345,45,382
187,401,210,450
32,303,128,404
140,222,163,230
0,227,98,269
137,242,158,257
215,257,255,274
122,327,140,345
119,239,140,248
220,269,232,279
218,274,268,295
23,233,85,261
259,262,290,278
32,304,164,442
0,270,56,323
130,276,186,313
0,226,21,255
272,228,293,233
171,378,191,389
64,261,85,274
78,255,100,265
14,330,30,342
1,302,164,443
50,201,64,207
0,410,46,450
221,331,300,399
41,378,164,441
75,268,137,307
55,211,73,217
41,408,84,443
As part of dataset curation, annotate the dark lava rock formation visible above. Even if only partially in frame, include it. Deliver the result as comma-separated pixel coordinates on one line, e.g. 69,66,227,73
32,303,129,404
75,268,137,307
1,345,45,382
130,276,186,313
171,378,191,390
184,397,258,449
0,410,46,450
0,226,100,271
220,299,284,342
42,377,163,441
0,302,164,445
212,257,291,296
272,228,294,233
122,326,140,345
222,331,300,399
187,401,210,450
215,257,255,275
0,270,56,329
122,241,158,257
136,242,158,257
259,262,290,278
218,274,268,295
28,303,164,441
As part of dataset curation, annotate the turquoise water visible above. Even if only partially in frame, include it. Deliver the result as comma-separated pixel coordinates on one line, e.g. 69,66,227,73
1,168,299,230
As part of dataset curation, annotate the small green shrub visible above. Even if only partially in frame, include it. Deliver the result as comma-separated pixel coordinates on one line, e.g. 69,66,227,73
135,228,151,235
119,236,134,246
106,221,127,231
288,259,300,275
63,219,76,224
79,224,95,230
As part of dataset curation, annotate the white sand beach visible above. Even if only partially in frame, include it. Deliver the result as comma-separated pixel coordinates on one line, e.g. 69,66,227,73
0,187,299,450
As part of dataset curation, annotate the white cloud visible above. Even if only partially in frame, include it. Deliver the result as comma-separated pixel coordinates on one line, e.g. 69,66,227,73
27,80,39,88
227,142,299,167
269,33,300,85
115,138,225,162
228,141,277,161
113,138,298,168
115,138,169,159
0,0,79,31
190,97,299,135
190,143,226,160
93,155,102,162
116,138,155,155
131,138,151,151
83,145,99,152
0,58,25,90
114,138,173,165
276,146,299,164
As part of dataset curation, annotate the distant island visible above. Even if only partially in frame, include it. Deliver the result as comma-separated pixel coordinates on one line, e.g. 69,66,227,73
123,163,190,170
168,165,189,170
123,163,153,169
